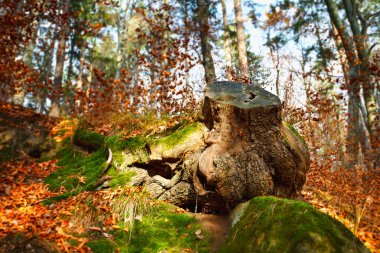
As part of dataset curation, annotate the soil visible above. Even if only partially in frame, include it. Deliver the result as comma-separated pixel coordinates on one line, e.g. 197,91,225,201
193,213,232,252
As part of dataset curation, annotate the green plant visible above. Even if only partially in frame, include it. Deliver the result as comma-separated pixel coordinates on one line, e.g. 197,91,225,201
111,187,157,242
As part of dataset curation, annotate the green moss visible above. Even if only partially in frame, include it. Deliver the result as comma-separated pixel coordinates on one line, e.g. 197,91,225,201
74,128,105,150
87,239,118,253
111,203,210,253
107,166,135,188
106,136,150,165
0,147,18,162
152,122,203,149
220,196,369,253
106,135,147,152
283,122,307,148
44,147,108,201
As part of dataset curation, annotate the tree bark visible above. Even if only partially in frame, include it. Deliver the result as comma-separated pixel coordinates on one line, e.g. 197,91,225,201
49,0,70,117
233,0,249,82
198,82,309,208
325,0,362,167
220,0,233,79
197,0,216,84
342,0,379,165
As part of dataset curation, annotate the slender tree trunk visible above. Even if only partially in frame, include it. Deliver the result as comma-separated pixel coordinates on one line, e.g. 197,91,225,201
275,48,281,97
77,42,86,89
220,0,233,79
49,0,70,117
299,48,316,156
183,0,190,92
74,41,86,112
40,44,54,114
325,0,362,167
233,0,249,82
346,88,361,167
67,28,77,82
197,0,216,84
342,0,379,163
115,0,124,80
314,7,328,70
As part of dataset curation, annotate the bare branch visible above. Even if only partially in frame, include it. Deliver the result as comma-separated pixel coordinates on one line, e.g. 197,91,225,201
369,43,378,55
352,0,369,34
352,0,365,23
368,10,380,20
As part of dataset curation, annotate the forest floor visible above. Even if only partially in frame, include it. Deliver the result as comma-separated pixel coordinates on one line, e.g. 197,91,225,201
0,104,379,252
192,213,231,252
1,152,378,252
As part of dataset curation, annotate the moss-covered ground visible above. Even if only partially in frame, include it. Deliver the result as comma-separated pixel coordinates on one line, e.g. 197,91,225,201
43,146,108,203
220,196,369,253
88,203,210,253
40,122,211,252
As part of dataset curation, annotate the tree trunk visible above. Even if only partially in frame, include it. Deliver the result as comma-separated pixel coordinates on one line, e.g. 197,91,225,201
220,0,233,79
198,81,309,208
233,0,249,82
49,0,70,117
325,0,362,167
342,0,379,165
197,0,216,84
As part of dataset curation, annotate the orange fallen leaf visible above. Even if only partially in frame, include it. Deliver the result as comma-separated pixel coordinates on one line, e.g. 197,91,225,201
78,176,87,184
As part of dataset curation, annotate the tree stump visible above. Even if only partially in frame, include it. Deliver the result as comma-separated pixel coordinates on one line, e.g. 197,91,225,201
195,81,310,209
105,81,309,213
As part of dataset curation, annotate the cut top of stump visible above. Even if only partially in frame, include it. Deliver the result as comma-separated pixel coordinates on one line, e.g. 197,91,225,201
205,81,281,109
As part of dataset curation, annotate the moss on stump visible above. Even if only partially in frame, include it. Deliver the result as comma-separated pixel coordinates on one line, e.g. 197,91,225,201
220,197,369,253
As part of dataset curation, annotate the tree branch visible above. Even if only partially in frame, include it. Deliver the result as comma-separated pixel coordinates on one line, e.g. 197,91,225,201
368,10,380,20
352,0,368,34
369,43,378,55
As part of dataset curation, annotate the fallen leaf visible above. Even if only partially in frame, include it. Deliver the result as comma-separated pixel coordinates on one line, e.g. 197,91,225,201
78,176,87,184
89,226,102,232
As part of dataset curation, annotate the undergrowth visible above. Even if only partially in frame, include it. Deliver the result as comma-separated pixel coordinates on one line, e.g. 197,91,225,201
39,117,210,252
43,147,108,203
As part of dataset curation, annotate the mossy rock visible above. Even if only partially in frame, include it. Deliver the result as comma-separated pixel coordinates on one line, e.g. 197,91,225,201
149,122,206,160
280,122,310,191
282,121,307,149
74,128,106,150
86,203,211,253
220,197,369,253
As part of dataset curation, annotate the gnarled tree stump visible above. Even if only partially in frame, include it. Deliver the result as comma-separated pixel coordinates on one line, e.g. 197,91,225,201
195,81,310,209
104,81,309,212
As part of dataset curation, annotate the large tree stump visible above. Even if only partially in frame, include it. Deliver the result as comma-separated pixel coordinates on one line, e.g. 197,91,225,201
106,81,309,213
195,81,310,209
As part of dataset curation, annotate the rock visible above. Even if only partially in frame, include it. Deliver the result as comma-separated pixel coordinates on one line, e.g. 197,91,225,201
149,122,207,160
145,180,166,198
158,182,195,205
0,102,56,161
128,167,149,186
0,234,59,253
220,196,370,253
229,201,249,227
